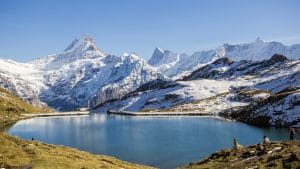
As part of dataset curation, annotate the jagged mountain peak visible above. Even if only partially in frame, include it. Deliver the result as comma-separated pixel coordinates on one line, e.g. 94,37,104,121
153,47,175,56
148,47,165,65
33,35,106,70
148,47,179,67
63,34,99,53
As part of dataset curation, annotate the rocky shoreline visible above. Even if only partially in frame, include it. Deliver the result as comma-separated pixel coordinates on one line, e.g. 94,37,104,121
221,87,300,128
181,141,300,169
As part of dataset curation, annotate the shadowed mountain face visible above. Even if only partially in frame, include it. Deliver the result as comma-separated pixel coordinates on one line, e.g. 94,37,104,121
182,54,290,81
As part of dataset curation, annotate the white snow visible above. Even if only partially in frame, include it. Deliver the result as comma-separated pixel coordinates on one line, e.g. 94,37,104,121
94,79,251,112
252,93,271,101
253,89,300,127
148,38,300,78
0,35,165,110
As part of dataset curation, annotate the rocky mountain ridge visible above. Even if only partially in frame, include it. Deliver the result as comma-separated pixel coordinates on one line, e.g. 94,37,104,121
149,38,300,78
94,54,300,127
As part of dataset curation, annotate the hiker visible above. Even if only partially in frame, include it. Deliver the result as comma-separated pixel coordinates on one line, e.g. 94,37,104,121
289,127,296,140
263,135,271,143
233,138,242,149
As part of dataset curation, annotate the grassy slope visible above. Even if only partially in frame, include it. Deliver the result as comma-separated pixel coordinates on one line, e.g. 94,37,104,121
181,141,300,169
0,87,51,128
0,87,154,169
0,133,152,169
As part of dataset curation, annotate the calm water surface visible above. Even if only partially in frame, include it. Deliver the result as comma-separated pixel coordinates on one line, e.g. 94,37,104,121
7,113,296,169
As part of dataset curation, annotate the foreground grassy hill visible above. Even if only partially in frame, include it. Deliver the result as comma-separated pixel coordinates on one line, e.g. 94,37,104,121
182,141,300,169
0,132,153,169
0,87,53,129
0,87,153,169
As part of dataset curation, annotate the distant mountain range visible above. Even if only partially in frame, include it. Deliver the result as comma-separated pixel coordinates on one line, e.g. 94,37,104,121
0,35,299,116
148,38,300,78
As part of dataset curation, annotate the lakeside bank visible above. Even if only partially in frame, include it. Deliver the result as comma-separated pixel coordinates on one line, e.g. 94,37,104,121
0,112,154,169
107,110,212,116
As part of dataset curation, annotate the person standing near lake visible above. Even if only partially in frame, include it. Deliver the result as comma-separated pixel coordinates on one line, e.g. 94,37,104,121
289,127,296,140
233,138,242,149
263,136,271,144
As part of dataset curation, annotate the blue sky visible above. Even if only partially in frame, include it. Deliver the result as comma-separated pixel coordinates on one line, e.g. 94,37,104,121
0,0,300,62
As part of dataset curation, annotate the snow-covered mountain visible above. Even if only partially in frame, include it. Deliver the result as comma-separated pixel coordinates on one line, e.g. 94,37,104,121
93,78,246,113
147,47,183,74
0,35,165,111
182,54,300,92
148,38,300,78
0,59,47,107
1,36,299,117
225,87,300,127
94,54,300,123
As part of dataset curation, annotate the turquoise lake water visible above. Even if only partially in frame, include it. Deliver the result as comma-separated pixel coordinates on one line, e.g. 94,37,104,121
7,113,297,169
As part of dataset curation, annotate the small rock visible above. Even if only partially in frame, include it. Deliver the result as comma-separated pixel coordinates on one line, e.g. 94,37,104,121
289,152,299,161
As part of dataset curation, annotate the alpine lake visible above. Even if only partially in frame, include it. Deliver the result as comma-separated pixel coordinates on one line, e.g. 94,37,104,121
7,113,297,169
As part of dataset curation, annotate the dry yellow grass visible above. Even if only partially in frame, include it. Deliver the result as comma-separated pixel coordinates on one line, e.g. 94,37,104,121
0,87,52,128
0,133,154,169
